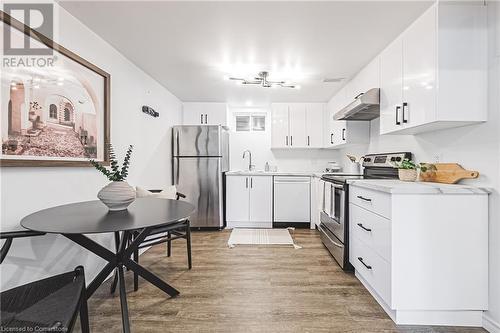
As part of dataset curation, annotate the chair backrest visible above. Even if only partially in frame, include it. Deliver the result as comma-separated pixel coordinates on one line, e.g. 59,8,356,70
0,231,45,264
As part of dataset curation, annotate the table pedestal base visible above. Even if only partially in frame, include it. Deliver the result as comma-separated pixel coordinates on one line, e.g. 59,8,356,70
64,227,179,333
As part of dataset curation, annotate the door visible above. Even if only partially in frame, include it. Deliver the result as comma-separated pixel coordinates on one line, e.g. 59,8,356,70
204,103,227,126
172,126,222,157
305,104,324,148
331,120,346,146
380,37,404,134
173,157,223,227
271,104,289,148
274,176,311,223
249,176,272,222
288,104,307,147
402,5,437,128
226,176,250,222
183,103,205,125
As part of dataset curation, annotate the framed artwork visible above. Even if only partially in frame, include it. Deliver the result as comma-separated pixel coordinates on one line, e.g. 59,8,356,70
0,10,110,167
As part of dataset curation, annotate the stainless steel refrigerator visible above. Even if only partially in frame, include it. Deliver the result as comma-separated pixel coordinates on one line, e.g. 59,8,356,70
172,125,229,228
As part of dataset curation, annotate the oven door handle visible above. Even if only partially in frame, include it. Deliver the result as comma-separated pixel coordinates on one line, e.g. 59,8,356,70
319,225,344,248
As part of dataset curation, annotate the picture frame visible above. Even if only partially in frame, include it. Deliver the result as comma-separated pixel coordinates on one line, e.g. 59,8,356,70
0,10,110,167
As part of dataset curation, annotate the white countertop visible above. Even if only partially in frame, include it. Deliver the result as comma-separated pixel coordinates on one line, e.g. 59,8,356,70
348,179,491,194
226,170,323,177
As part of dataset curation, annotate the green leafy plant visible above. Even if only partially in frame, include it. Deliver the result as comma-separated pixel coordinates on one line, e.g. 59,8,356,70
90,144,133,181
394,159,436,172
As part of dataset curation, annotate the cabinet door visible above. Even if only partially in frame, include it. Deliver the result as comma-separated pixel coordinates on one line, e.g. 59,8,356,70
402,5,437,128
305,103,324,148
182,103,204,125
332,120,347,146
205,103,227,126
271,104,289,148
249,176,273,222
380,37,404,134
288,104,307,147
226,176,249,222
348,57,380,101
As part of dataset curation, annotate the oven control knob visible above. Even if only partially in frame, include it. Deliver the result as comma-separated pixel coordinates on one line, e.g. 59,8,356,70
390,157,396,162
395,157,402,162
365,158,371,162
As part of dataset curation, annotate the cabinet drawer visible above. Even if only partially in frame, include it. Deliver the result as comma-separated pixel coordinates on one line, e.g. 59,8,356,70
351,236,392,306
350,203,391,262
350,186,391,219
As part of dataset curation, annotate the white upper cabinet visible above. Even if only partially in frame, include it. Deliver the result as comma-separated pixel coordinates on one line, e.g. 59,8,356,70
401,5,437,129
305,103,324,148
271,103,325,149
182,102,227,126
379,2,487,135
380,37,404,135
288,104,307,148
345,57,381,102
271,103,290,148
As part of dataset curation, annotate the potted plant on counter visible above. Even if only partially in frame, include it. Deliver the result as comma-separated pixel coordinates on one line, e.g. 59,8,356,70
394,159,434,182
90,144,136,211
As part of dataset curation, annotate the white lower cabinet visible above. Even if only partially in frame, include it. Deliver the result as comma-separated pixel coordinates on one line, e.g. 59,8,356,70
226,175,272,228
349,184,489,326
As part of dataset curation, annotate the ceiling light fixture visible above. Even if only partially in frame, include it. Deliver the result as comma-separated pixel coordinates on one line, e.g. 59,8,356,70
227,71,300,89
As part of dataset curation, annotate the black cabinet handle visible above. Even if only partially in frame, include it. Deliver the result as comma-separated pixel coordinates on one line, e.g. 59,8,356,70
330,133,333,144
307,136,310,146
204,114,208,124
396,106,401,125
245,177,248,188
342,128,346,141
286,136,288,146
402,102,408,123
357,223,372,232
250,177,253,188
357,257,372,270
290,136,293,146
357,195,372,202
200,114,203,124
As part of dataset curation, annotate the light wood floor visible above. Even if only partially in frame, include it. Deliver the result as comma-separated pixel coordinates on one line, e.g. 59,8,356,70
87,229,486,332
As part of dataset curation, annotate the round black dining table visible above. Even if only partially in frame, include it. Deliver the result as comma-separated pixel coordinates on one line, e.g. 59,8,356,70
21,198,195,333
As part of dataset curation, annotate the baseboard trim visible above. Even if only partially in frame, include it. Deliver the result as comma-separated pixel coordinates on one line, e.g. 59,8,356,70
483,313,500,333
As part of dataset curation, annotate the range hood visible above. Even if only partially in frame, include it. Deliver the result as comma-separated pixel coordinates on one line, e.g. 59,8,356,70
333,88,380,121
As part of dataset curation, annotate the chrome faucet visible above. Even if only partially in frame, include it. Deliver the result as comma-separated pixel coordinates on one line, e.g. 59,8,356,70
242,150,255,171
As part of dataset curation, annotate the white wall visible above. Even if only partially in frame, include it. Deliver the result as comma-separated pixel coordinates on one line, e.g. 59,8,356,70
0,5,182,289
228,107,341,172
336,3,500,331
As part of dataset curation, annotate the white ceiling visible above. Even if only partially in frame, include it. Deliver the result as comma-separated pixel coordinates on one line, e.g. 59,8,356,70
59,1,432,105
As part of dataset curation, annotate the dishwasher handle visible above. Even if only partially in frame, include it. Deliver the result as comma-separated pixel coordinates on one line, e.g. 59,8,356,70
274,176,311,184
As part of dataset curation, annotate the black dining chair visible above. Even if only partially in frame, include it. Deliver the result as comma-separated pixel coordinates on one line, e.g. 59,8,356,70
0,231,90,333
110,190,192,293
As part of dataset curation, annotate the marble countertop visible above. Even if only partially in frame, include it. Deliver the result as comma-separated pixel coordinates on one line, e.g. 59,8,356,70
348,179,491,194
226,170,323,177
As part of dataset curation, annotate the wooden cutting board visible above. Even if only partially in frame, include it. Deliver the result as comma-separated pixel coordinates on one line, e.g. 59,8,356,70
419,163,479,184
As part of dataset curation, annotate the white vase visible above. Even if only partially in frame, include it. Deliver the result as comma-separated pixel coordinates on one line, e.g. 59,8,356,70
398,169,418,182
97,181,136,211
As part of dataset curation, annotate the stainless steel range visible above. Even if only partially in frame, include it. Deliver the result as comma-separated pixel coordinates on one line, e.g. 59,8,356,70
318,152,412,270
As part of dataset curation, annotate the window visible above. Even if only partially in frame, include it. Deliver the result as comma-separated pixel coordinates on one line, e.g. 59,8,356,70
49,104,57,119
252,115,265,131
234,113,266,132
235,116,250,131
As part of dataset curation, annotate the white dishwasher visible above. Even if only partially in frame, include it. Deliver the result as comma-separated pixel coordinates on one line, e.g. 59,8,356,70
273,176,311,225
